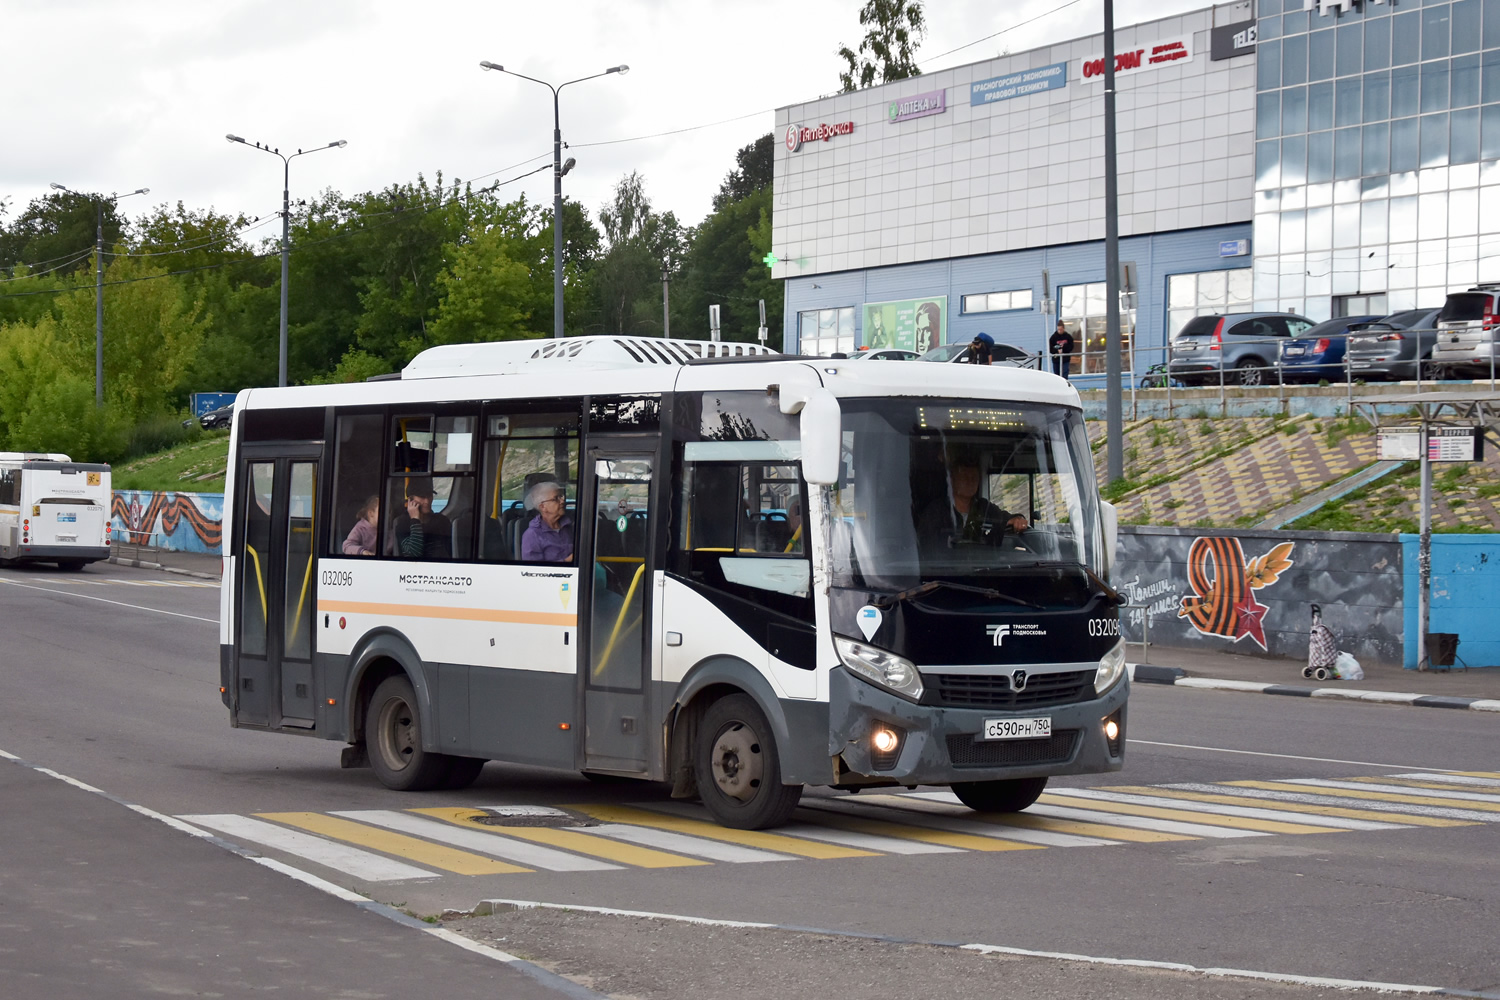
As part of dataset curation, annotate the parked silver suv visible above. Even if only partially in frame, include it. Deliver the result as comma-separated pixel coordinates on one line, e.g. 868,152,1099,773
1430,285,1500,378
1168,312,1315,387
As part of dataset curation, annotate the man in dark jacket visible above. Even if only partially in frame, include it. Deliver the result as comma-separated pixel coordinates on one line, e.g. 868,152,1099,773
1049,321,1075,380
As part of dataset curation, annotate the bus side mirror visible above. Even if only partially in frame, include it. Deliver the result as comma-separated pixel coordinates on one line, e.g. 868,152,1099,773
1100,500,1118,573
778,385,841,486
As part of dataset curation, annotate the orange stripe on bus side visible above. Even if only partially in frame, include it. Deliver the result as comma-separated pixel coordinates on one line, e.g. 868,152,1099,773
316,599,576,627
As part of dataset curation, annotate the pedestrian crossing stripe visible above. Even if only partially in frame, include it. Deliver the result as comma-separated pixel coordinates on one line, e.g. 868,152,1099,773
175,768,1500,884
1128,785,1476,828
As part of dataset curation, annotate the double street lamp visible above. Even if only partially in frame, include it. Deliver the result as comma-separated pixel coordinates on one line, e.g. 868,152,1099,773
49,182,149,406
479,61,628,339
226,134,347,387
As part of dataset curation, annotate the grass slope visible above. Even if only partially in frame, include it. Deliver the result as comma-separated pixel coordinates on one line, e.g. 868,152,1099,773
111,433,230,493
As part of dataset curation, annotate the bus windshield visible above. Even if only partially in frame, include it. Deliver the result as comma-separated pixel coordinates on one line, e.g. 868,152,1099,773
827,399,1103,609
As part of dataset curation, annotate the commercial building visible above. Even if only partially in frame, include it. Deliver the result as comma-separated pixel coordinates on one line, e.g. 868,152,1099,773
772,0,1500,375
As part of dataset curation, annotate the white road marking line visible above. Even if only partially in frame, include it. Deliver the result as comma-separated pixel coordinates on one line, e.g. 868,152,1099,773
776,822,964,855
1046,788,1405,830
584,822,795,863
478,898,1456,997
1395,772,1500,788
1283,779,1500,804
1027,802,1270,839
332,810,621,872
1164,784,1500,823
180,814,437,882
0,578,218,623
801,797,1117,848
1127,738,1470,773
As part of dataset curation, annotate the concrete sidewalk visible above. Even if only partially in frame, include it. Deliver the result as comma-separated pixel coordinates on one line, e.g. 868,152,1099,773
108,543,221,580
1131,643,1500,711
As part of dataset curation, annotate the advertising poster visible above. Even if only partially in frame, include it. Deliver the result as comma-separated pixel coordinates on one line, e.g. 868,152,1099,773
863,296,947,353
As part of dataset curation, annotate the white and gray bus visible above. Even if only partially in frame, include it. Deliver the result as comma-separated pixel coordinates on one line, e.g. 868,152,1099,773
219,336,1127,829
0,452,112,569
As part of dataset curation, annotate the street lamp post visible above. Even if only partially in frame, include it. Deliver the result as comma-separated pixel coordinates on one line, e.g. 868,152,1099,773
49,182,149,406
480,61,628,339
226,135,347,387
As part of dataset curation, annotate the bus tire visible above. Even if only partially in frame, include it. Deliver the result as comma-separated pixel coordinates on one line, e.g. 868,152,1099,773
441,756,486,790
367,675,449,791
694,693,802,830
951,776,1049,813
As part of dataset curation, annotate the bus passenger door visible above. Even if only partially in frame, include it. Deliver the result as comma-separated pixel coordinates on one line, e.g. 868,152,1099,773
581,452,655,772
234,450,321,729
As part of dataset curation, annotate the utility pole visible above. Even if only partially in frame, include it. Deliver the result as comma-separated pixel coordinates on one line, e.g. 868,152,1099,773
49,183,148,406
226,135,347,387
1418,419,1432,669
1103,0,1124,484
662,266,671,339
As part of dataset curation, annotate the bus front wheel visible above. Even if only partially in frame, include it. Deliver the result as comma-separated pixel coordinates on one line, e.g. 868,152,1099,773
951,776,1048,813
694,694,802,830
367,675,450,791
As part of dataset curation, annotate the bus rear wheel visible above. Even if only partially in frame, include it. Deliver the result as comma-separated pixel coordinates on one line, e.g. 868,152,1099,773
367,675,449,791
951,776,1049,813
694,694,802,830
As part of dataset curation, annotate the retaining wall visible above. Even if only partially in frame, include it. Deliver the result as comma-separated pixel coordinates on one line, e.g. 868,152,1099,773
110,490,224,555
1116,525,1406,667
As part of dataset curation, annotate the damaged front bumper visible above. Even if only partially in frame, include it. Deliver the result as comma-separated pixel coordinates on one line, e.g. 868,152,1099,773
828,666,1128,785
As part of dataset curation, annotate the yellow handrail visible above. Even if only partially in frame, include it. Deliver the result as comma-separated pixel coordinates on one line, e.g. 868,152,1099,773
244,544,267,622
783,525,803,553
593,563,646,679
596,555,644,563
490,438,509,519
285,474,317,651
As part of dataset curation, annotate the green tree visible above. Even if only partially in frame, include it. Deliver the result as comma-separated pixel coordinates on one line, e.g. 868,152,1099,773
427,199,549,348
712,133,775,211
674,186,782,348
590,172,686,337
838,0,926,92
0,190,129,277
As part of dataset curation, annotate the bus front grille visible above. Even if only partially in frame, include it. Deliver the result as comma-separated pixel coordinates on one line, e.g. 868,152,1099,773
945,730,1080,768
925,670,1096,710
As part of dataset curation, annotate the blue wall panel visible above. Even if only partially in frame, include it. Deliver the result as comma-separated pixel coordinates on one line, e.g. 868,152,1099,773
1401,534,1500,669
783,224,1253,361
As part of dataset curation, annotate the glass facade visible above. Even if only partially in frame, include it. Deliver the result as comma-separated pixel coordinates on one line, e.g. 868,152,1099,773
798,307,856,356
1254,0,1500,317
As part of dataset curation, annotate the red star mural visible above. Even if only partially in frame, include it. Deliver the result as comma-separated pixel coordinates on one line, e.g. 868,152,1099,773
1232,589,1270,649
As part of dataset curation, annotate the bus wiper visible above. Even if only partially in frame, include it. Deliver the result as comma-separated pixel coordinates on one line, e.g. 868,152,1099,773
1020,559,1124,606
873,580,1042,610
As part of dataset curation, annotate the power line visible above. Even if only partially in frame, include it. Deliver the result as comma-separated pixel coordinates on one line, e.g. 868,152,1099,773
0,247,97,283
922,0,1090,68
569,108,773,149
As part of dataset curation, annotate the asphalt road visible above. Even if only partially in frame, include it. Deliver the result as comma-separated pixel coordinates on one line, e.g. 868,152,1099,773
2,560,1497,997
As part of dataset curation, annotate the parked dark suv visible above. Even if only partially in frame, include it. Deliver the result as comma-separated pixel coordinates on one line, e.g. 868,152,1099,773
1345,308,1443,381
1430,285,1500,377
1168,312,1315,387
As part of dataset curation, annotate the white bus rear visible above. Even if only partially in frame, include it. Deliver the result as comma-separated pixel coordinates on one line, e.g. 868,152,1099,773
0,453,113,570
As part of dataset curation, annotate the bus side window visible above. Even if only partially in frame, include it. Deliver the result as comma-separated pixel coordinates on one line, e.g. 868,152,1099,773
479,412,580,563
329,414,384,557
385,412,479,561
0,468,17,506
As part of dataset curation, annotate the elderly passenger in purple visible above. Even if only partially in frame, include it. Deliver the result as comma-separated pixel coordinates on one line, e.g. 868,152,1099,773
521,481,573,562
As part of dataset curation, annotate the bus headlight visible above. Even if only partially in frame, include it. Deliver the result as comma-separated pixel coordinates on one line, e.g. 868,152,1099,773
835,637,924,701
1095,639,1126,695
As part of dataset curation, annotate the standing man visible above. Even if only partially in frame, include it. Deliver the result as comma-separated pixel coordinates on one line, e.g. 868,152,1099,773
1049,320,1076,380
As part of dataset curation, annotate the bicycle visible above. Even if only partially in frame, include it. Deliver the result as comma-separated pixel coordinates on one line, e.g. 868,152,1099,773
1137,363,1183,389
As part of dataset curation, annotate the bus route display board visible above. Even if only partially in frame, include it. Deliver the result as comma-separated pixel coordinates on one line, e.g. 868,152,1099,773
1377,426,1485,462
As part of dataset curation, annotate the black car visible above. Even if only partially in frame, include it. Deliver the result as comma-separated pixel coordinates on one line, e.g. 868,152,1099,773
199,404,235,429
1345,308,1443,381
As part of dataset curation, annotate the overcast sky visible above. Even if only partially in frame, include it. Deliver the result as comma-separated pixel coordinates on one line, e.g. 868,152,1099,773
3,0,1214,241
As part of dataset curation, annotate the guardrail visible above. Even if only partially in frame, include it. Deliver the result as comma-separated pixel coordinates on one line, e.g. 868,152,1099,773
1045,325,1495,419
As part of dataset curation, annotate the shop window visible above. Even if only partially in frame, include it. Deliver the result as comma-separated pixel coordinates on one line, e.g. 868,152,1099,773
478,411,580,563
962,289,1034,314
798,306,855,356
1166,269,1254,340
1334,294,1388,317
1057,282,1137,375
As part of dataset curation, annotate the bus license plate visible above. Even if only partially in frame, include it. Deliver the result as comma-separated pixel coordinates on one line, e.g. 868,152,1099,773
983,717,1052,741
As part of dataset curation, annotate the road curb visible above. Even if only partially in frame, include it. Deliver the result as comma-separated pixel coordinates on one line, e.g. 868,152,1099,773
1129,663,1500,713
108,553,220,582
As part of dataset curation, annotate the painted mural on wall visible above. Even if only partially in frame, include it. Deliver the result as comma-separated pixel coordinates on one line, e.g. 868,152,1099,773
110,491,223,553
1178,538,1294,650
1115,526,1404,666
